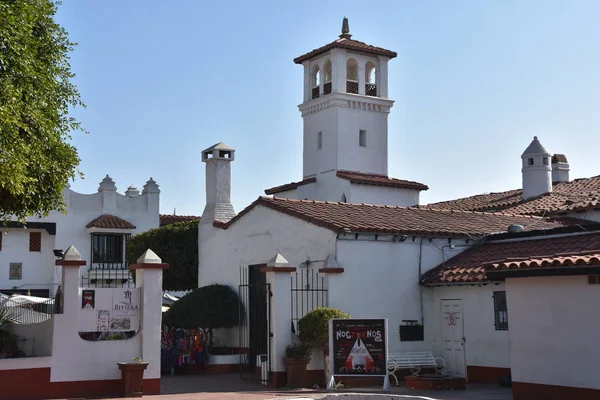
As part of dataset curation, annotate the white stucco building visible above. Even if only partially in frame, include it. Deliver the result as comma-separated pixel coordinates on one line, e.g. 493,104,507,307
195,17,600,397
0,175,160,297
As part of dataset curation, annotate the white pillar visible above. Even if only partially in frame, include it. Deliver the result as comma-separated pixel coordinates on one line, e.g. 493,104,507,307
131,249,169,381
263,254,296,385
358,58,366,95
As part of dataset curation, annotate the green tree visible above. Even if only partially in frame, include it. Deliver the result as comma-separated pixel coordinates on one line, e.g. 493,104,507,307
298,307,351,384
162,284,244,348
126,220,199,291
0,0,86,222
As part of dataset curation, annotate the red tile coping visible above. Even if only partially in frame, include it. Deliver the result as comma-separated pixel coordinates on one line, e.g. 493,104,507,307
336,170,429,191
488,251,600,271
512,381,600,400
294,38,397,64
86,214,136,230
405,375,466,391
0,367,159,400
130,262,169,270
318,268,345,274
260,266,297,273
55,259,87,267
217,196,578,237
264,177,316,195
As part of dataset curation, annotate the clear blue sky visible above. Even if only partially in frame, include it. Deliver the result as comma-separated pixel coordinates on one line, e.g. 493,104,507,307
56,0,600,216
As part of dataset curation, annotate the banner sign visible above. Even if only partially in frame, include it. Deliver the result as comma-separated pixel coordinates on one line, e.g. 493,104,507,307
78,288,140,332
330,318,388,376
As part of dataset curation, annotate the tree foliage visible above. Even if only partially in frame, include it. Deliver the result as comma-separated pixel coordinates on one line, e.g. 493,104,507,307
298,307,351,347
0,0,86,222
126,220,199,291
162,284,244,347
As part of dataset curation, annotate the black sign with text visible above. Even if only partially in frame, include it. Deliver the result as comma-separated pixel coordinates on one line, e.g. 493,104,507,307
82,289,95,310
331,319,387,376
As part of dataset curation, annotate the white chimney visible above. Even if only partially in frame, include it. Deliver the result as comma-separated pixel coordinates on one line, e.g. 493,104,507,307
521,136,552,200
200,142,236,225
551,154,570,183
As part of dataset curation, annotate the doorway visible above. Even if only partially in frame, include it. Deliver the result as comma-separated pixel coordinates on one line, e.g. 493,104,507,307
441,299,466,378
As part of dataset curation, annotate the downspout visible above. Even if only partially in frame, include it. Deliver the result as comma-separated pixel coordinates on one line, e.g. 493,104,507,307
418,237,426,325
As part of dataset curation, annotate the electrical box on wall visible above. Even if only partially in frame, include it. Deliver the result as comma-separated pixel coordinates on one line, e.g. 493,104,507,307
400,320,424,342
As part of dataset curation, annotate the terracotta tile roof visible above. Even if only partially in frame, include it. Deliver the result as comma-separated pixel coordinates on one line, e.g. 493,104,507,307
336,170,429,191
294,38,397,64
422,232,600,284
264,178,317,195
215,196,578,237
159,214,200,227
488,250,600,271
423,175,600,215
86,214,135,230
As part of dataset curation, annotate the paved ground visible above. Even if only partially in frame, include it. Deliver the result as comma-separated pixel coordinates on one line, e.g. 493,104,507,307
106,374,513,400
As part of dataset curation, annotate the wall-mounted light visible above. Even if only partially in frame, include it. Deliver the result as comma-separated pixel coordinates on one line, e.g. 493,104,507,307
53,249,64,258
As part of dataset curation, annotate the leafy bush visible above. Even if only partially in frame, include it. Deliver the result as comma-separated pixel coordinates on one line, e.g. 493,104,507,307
285,342,312,359
298,307,351,347
0,329,24,359
127,220,199,291
162,284,244,347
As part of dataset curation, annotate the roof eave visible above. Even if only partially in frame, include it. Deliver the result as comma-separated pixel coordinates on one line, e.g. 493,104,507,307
486,265,600,281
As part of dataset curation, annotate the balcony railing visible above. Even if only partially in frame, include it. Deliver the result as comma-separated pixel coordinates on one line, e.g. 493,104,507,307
90,262,127,270
365,83,377,97
346,80,359,94
312,86,320,99
323,81,332,95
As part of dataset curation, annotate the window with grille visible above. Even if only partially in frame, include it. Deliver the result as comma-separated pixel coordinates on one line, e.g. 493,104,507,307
9,263,22,280
29,232,41,252
493,291,508,330
91,234,124,264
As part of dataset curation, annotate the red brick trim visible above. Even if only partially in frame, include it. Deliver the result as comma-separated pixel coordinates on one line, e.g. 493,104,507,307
260,267,297,273
129,263,169,270
466,365,511,384
0,367,160,399
318,268,344,274
55,260,87,267
512,381,600,400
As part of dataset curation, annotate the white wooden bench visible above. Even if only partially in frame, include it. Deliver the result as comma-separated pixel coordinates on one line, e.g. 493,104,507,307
387,351,446,385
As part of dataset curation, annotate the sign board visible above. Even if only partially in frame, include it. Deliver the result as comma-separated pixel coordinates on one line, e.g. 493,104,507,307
78,287,141,332
327,318,389,391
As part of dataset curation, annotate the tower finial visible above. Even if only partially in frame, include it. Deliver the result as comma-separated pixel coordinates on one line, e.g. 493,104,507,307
340,17,351,39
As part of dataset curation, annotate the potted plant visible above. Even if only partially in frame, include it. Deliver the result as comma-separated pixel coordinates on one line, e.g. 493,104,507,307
298,307,351,386
283,342,312,388
117,357,148,397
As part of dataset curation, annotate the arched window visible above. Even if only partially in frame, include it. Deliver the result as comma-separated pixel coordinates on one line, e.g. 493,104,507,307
346,58,358,94
365,62,377,96
323,59,332,95
311,65,320,99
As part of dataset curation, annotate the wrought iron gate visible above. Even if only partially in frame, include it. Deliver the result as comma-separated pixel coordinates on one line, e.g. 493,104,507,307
290,267,328,336
239,265,271,384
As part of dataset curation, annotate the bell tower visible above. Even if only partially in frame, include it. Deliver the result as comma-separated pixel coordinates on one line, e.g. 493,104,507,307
294,18,397,179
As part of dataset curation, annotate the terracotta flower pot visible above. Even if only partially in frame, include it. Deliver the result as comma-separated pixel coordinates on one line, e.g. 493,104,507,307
283,357,311,388
117,362,149,397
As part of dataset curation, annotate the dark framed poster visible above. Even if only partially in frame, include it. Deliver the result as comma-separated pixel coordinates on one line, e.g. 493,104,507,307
329,318,388,377
81,289,95,310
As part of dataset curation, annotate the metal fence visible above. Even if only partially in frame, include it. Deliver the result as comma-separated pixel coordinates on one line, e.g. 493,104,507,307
0,296,58,324
290,267,328,336
80,269,135,288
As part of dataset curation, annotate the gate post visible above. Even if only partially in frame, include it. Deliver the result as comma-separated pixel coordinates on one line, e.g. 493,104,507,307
261,254,296,388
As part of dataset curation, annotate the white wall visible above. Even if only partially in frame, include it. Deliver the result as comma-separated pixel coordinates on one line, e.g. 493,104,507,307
429,284,510,369
10,319,54,357
0,228,56,294
333,237,466,354
198,204,337,346
350,184,420,207
506,275,600,390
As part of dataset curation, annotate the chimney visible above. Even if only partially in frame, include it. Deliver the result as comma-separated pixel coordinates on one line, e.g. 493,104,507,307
98,174,117,212
521,136,552,200
200,142,236,225
551,154,570,183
